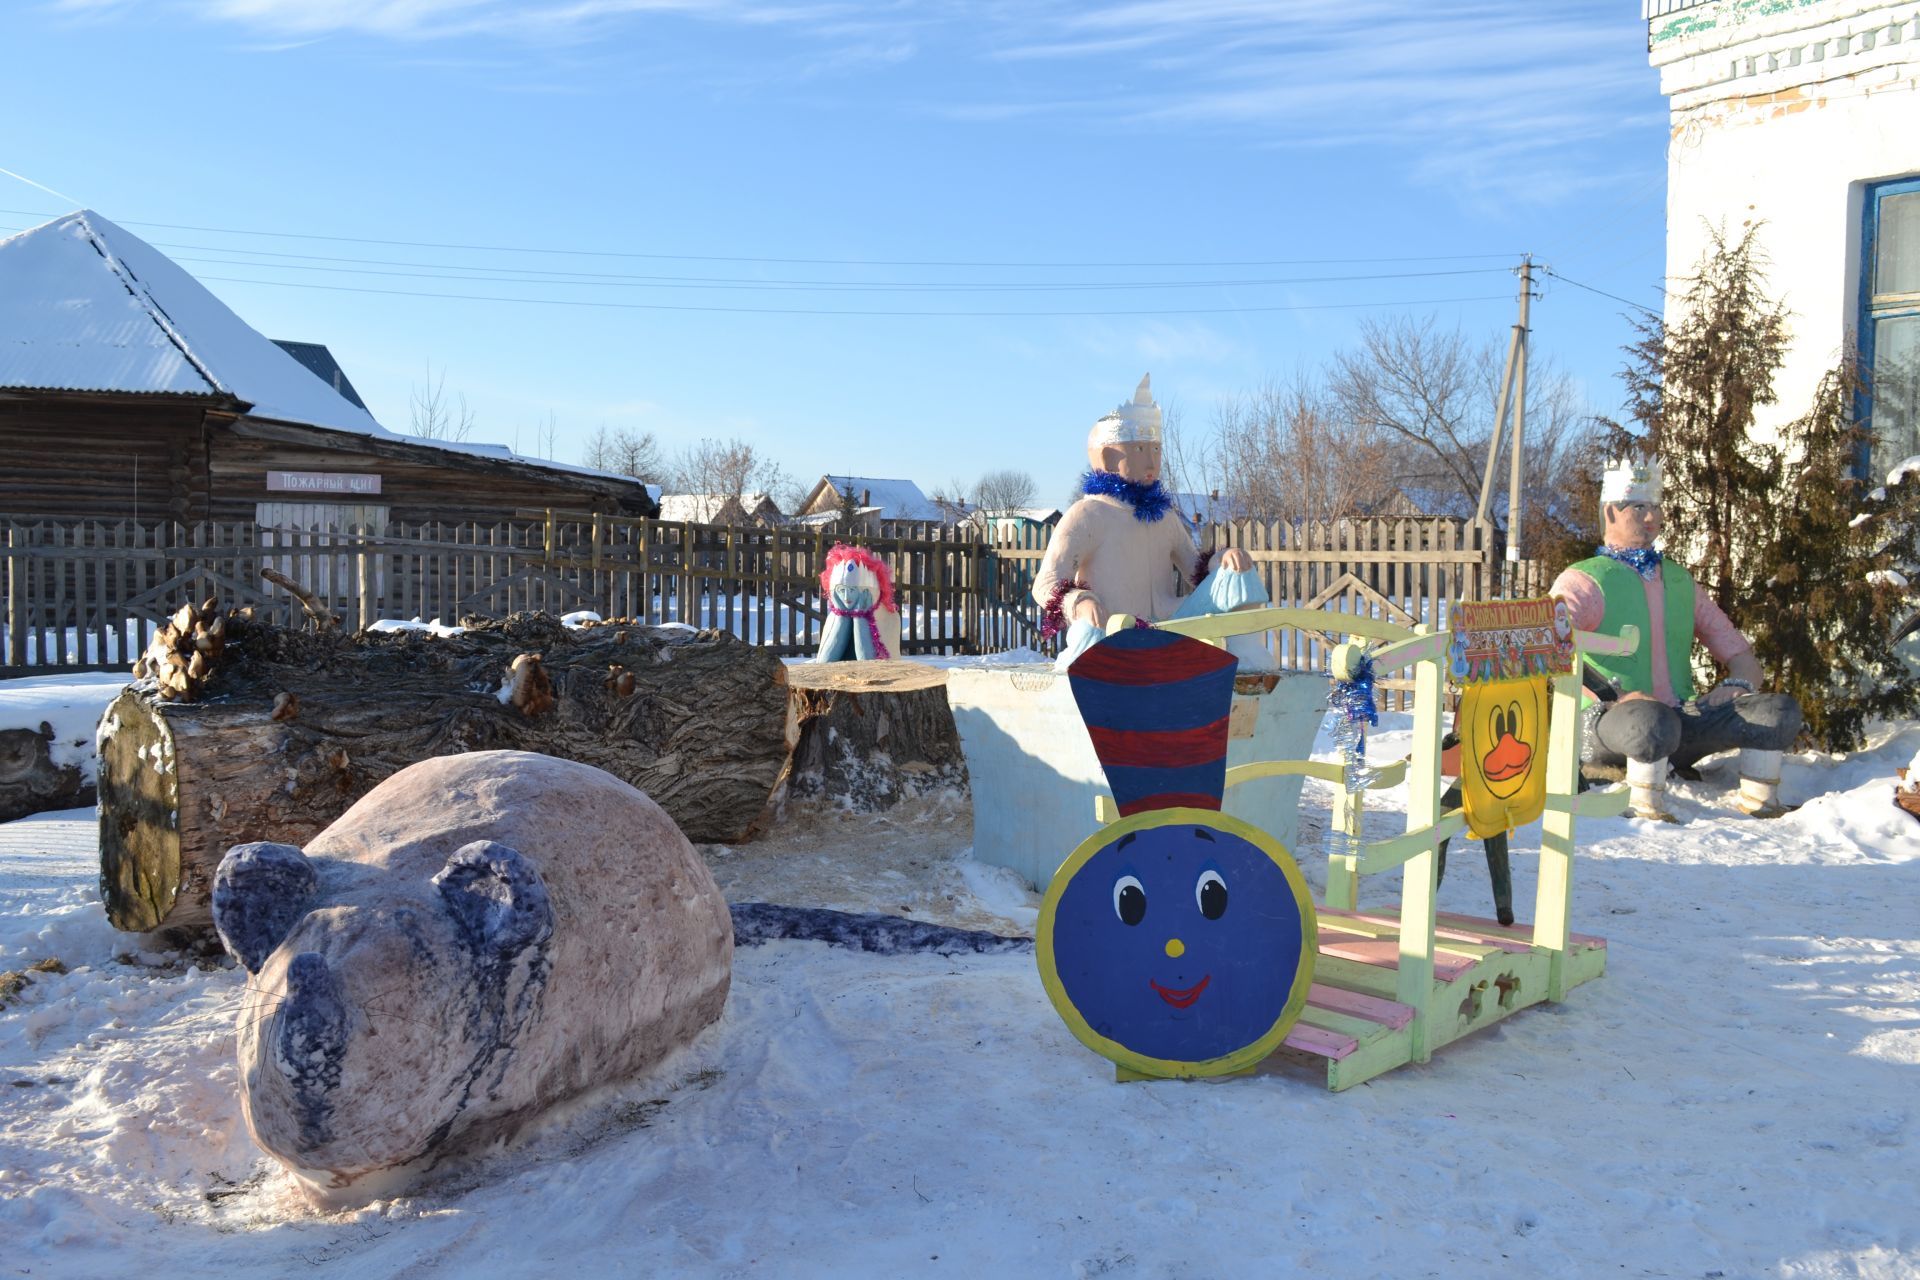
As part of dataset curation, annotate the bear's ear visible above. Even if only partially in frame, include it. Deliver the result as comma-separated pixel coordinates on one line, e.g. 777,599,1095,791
213,842,318,974
432,840,554,962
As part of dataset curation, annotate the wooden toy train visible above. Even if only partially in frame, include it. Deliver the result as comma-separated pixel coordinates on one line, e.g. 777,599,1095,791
1034,603,1638,1090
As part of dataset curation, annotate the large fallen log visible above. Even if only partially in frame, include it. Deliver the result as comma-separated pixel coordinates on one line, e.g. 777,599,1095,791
784,660,968,809
98,612,793,937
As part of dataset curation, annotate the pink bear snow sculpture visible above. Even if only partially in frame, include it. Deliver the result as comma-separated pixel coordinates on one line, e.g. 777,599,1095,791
212,750,733,1207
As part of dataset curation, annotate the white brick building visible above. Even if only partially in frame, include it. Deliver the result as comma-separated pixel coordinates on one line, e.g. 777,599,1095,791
1648,0,1919,474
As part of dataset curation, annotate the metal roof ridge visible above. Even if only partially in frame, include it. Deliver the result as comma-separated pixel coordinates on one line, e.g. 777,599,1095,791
71,209,235,405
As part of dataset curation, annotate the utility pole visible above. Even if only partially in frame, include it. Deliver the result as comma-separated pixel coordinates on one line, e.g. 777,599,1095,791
1473,255,1538,578
1506,255,1534,567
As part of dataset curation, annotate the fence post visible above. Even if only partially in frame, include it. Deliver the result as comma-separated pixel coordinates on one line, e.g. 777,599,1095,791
3,525,19,668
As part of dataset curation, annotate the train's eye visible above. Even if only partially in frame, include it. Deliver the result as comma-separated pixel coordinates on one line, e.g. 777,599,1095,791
1196,870,1228,920
1508,701,1524,735
1491,707,1506,740
1113,875,1146,926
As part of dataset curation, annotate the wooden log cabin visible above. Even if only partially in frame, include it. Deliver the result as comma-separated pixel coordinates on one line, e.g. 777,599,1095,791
0,210,657,529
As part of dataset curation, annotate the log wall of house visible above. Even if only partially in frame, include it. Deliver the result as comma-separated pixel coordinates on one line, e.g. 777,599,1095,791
209,431,640,524
0,396,214,523
2,395,649,525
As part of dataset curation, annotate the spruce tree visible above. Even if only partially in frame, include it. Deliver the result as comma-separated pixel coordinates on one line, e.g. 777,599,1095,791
1619,223,1789,615
1611,222,1920,750
1749,366,1920,749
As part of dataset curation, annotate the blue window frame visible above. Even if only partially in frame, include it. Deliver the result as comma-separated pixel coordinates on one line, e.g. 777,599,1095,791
1861,175,1920,481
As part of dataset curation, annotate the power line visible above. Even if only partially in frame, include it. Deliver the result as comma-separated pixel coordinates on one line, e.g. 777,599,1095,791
162,252,1513,294
0,218,1521,288
0,205,1520,270
1541,268,1662,317
192,272,1516,317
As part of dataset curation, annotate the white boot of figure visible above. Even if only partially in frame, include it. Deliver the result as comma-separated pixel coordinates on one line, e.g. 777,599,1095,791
1626,756,1678,822
1736,748,1788,818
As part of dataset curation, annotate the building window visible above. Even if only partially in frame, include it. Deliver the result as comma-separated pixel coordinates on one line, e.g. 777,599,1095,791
1862,175,1920,479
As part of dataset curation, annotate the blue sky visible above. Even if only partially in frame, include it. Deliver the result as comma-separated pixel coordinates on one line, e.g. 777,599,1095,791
3,0,1672,503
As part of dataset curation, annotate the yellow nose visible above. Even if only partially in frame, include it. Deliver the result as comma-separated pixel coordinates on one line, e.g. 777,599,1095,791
1165,938,1185,958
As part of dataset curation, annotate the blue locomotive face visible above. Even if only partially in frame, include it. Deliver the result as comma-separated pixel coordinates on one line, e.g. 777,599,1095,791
1050,818,1308,1065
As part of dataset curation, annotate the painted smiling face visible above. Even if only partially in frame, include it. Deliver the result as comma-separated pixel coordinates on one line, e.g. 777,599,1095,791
1038,808,1315,1077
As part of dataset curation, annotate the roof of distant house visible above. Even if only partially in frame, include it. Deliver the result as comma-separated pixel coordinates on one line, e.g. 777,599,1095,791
811,475,943,522
1168,491,1242,525
0,209,643,493
270,339,370,411
658,492,779,523
1392,485,1576,527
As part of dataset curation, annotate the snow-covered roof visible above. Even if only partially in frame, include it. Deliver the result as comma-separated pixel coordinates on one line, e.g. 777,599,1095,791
0,210,392,436
657,492,778,524
0,210,649,499
1168,491,1242,525
813,475,943,522
792,506,883,527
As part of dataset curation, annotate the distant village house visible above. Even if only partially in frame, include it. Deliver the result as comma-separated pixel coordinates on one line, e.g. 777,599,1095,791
0,211,658,531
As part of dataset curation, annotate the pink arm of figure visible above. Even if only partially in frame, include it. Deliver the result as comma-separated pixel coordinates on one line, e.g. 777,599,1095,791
1694,590,1763,699
1548,567,1605,632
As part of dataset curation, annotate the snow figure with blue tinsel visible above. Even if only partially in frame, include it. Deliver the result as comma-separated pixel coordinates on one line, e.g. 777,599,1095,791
1032,374,1272,670
814,543,902,662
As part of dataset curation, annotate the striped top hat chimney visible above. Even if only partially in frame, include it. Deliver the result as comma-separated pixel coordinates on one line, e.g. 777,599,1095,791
1068,628,1240,816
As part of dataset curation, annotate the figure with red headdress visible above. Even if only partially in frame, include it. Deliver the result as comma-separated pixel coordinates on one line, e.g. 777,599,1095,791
814,544,902,662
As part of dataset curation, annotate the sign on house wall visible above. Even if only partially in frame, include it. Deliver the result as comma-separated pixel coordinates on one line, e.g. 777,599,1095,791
266,471,382,495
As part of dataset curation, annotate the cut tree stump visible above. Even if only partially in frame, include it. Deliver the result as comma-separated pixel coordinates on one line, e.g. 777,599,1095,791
98,612,794,937
783,660,967,810
0,723,93,823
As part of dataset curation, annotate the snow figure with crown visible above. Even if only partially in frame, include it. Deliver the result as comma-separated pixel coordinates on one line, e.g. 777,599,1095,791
814,544,902,662
1033,374,1272,671
1551,459,1803,820
1035,627,1316,1079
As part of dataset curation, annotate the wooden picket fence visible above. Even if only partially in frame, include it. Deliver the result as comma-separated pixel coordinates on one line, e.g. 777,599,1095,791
2,514,1544,682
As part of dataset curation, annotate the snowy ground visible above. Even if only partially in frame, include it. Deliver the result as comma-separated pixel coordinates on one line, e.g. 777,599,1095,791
2,679,1917,1278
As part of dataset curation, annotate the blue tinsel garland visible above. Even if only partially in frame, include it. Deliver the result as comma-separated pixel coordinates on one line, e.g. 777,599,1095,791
1324,650,1380,864
1329,652,1380,730
1080,470,1171,523
1596,544,1663,581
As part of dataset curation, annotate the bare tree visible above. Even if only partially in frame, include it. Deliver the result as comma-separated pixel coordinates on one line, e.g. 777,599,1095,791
582,425,663,483
1158,404,1218,506
1210,375,1394,520
409,362,475,442
1326,315,1599,544
667,437,791,503
974,468,1037,512
1328,316,1486,503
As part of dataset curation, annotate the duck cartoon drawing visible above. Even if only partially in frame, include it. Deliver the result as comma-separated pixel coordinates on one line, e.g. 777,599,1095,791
1479,697,1535,800
1458,675,1549,837
1036,627,1316,1079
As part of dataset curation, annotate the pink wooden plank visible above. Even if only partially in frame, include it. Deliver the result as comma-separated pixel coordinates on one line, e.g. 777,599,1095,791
1316,927,1478,981
1306,983,1414,1030
1437,911,1608,951
1282,1023,1357,1061
1320,906,1532,955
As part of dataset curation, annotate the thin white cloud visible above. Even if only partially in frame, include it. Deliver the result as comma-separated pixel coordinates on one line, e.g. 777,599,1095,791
105,0,1657,202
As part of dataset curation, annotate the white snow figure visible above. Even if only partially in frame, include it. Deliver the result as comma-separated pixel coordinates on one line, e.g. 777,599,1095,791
814,544,902,662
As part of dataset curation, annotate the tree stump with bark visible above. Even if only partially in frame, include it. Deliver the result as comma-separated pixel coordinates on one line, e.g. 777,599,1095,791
97,612,794,937
783,660,967,810
0,723,92,824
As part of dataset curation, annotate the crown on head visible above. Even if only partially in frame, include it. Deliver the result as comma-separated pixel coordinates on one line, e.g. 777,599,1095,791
1087,374,1162,448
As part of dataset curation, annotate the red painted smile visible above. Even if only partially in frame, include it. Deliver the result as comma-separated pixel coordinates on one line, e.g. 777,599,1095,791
1150,975,1211,1008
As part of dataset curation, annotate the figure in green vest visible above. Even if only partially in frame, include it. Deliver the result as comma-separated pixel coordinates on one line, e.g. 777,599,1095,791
1549,460,1802,820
